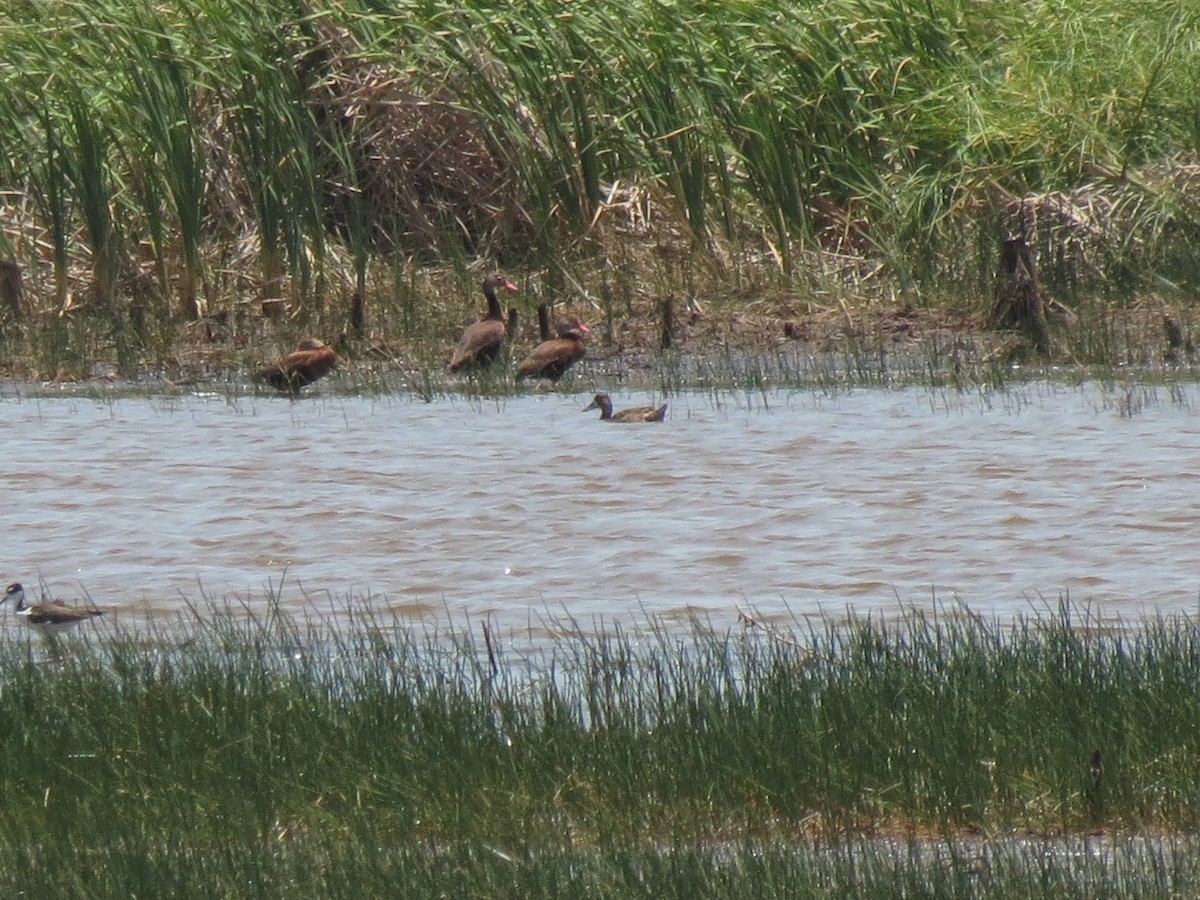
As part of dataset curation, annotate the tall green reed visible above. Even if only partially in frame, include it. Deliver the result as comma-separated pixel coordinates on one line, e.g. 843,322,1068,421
60,97,118,310
215,1,326,308
116,12,209,320
2,0,1200,375
28,109,73,311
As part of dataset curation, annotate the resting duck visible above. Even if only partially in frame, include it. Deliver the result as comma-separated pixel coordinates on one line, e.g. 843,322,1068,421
2,582,104,634
449,274,519,373
516,320,590,382
584,392,667,423
257,337,338,394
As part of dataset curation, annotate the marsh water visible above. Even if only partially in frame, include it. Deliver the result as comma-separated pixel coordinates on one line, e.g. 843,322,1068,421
3,380,1199,634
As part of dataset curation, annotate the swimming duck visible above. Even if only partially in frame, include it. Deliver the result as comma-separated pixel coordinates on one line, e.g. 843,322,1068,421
516,320,590,382
2,582,104,634
257,337,338,394
583,392,667,423
448,274,519,373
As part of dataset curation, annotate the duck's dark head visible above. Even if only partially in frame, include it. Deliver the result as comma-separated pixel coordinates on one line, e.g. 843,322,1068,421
482,273,518,296
2,583,24,606
557,321,590,340
583,393,611,413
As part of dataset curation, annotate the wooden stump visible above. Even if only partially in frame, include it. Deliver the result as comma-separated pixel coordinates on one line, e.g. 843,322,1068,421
991,236,1051,355
660,298,674,350
0,260,23,317
349,289,366,338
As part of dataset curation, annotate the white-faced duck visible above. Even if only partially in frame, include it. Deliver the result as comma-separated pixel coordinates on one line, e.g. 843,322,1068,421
448,274,519,373
583,392,667,423
2,582,104,635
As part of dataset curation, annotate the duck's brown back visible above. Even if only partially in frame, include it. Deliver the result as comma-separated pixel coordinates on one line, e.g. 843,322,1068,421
516,336,586,381
258,341,337,391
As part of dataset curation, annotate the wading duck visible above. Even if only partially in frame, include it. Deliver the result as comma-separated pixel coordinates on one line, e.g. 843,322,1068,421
257,337,338,394
516,320,590,382
2,582,104,635
583,392,667,423
448,274,520,373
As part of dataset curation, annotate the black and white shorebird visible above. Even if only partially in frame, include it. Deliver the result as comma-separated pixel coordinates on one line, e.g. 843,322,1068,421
2,582,105,634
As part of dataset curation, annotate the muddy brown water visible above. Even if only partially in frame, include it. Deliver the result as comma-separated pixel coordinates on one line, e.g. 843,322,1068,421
2,382,1198,635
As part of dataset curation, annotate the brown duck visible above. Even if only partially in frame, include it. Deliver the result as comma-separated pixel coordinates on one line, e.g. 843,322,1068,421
516,320,590,382
584,392,667,423
449,274,519,373
257,337,338,394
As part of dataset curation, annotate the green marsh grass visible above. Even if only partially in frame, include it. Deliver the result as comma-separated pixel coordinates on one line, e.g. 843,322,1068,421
2,597,1200,893
3,0,1200,381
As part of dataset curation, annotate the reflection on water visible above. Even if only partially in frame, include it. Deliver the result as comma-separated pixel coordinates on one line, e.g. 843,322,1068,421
2,382,1199,632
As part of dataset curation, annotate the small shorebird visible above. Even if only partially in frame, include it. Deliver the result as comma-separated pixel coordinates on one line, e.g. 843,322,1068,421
2,582,105,635
583,392,668,423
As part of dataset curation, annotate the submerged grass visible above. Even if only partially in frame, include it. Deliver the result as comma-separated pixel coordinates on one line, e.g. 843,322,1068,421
2,598,1200,893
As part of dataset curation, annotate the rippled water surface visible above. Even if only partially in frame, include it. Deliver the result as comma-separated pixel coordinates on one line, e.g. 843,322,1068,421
3,382,1199,631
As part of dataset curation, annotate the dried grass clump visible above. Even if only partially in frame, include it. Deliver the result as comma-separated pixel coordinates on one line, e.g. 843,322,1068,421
994,153,1200,289
312,31,527,259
